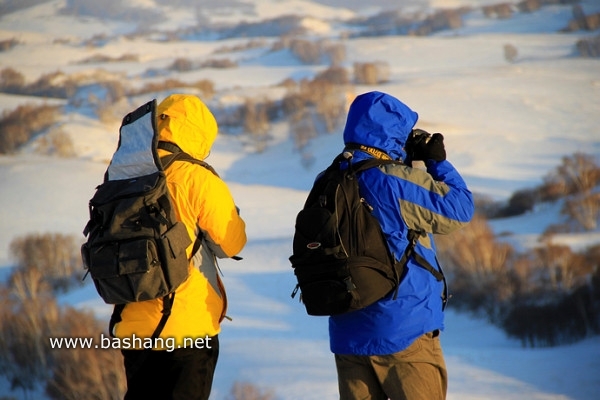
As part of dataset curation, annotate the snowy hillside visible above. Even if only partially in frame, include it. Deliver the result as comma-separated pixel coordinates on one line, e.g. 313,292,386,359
1,0,600,399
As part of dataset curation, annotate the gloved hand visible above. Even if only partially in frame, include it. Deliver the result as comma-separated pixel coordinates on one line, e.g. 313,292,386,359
424,133,446,162
406,129,446,162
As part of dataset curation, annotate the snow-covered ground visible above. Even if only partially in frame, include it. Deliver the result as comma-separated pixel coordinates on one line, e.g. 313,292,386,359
1,0,599,399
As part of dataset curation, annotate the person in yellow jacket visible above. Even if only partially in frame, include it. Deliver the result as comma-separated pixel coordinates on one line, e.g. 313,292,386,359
116,94,247,400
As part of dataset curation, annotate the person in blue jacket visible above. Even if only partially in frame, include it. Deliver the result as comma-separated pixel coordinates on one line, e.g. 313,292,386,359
329,91,474,400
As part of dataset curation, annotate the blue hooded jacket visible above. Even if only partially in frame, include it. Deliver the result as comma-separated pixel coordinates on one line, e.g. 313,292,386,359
329,91,474,356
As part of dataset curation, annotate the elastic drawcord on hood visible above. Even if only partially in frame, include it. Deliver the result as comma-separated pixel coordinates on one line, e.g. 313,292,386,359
343,91,418,161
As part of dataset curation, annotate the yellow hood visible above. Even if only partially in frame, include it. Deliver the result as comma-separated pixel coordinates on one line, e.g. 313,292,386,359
156,94,217,160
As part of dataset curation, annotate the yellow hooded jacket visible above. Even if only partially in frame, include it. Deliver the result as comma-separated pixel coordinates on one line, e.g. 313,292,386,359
113,94,247,349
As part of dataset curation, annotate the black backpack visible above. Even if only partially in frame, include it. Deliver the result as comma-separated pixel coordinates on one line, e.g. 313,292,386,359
290,150,447,317
81,100,216,338
290,152,412,316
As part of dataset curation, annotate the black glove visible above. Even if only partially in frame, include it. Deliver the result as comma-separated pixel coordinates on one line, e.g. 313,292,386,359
406,130,446,162
424,133,446,162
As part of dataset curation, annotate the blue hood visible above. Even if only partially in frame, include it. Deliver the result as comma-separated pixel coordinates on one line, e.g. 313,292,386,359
343,91,418,161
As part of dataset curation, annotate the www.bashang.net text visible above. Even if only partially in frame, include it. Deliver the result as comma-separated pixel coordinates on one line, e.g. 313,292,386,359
48,334,212,352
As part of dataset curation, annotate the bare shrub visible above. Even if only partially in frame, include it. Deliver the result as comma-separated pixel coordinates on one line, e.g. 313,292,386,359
0,283,125,399
351,9,414,37
0,37,19,51
503,244,600,347
354,62,377,85
353,62,390,85
281,91,304,117
0,103,60,154
411,9,464,36
0,272,58,394
171,57,194,72
96,97,131,125
437,210,599,346
272,38,345,66
226,381,276,400
242,98,271,152
213,39,267,54
289,39,322,64
315,65,350,85
0,231,125,398
0,67,26,92
283,78,349,136
277,77,297,91
290,108,317,151
26,71,77,98
35,129,76,158
323,42,346,66
202,58,238,69
131,78,215,99
192,79,216,98
517,0,541,13
45,308,126,400
564,4,600,32
532,243,592,293
503,43,518,63
314,83,349,133
9,233,82,293
0,69,83,98
77,53,139,64
438,155,600,346
561,192,600,231
436,213,516,319
576,35,600,58
482,3,513,19
537,152,600,204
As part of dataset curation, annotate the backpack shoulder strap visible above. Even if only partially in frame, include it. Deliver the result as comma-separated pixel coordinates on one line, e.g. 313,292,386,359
157,141,224,262
158,141,219,177
346,156,445,284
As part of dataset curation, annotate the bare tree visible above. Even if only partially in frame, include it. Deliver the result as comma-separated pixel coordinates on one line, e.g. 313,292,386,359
9,233,82,292
562,192,600,231
533,243,593,292
290,108,317,152
542,153,600,231
436,213,516,318
0,104,60,154
243,99,271,153
545,152,600,195
353,62,390,85
0,271,58,394
0,67,26,92
46,308,126,400
0,233,126,399
323,42,347,66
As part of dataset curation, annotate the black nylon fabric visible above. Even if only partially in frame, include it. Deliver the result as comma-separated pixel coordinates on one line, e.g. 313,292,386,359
290,155,402,316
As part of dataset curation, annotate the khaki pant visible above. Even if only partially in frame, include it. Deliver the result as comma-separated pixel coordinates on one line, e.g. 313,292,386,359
335,331,447,400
